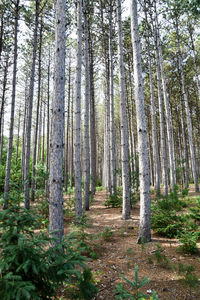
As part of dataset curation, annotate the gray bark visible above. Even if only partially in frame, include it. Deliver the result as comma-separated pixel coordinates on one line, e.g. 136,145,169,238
4,0,20,209
42,101,45,164
175,16,199,192
144,2,160,194
151,11,168,196
188,25,200,103
131,0,151,242
0,56,8,166
83,0,90,210
15,105,21,165
89,35,96,195
118,0,130,220
109,0,117,195
31,20,43,202
24,0,39,209
100,0,111,191
49,0,66,244
74,0,83,220
154,2,176,192
64,54,71,191
46,52,50,172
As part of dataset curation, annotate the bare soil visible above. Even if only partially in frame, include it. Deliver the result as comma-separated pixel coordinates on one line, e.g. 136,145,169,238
64,190,200,300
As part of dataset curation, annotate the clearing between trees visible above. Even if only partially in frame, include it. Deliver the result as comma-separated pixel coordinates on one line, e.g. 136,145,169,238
63,189,200,300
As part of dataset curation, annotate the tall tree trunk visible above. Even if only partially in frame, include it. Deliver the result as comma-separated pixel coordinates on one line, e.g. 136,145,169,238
74,0,83,220
118,0,130,220
188,24,200,103
0,112,4,164
175,16,199,192
24,0,39,209
89,37,96,195
64,54,71,191
31,20,43,202
37,98,43,163
49,0,66,244
42,102,45,164
144,1,160,195
0,56,9,166
4,0,20,209
21,83,28,182
83,0,90,210
46,51,50,173
100,0,111,192
151,10,168,196
15,105,21,165
154,1,175,192
70,89,74,189
131,0,151,242
109,0,117,195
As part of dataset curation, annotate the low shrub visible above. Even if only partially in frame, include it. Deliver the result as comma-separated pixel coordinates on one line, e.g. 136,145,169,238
0,204,97,300
178,263,199,291
151,209,182,238
104,192,122,208
115,264,158,299
178,231,198,254
101,227,113,241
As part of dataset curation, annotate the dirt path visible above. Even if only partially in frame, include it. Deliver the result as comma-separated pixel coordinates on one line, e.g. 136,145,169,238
78,191,200,300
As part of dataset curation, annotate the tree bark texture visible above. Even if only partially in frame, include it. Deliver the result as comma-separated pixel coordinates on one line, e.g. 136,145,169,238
49,0,66,244
118,0,130,220
74,0,83,220
131,0,151,242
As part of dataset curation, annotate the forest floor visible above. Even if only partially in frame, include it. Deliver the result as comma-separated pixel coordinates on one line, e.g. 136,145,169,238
63,189,200,300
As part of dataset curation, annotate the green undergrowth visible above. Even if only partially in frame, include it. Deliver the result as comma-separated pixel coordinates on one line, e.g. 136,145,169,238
0,203,97,300
104,187,139,208
115,264,159,299
151,191,200,254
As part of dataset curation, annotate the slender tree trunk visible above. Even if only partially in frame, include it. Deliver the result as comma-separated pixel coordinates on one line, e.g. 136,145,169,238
15,105,21,165
83,0,90,210
0,112,4,164
151,9,168,196
100,0,111,192
89,35,96,195
42,102,45,164
31,20,43,202
46,51,50,172
118,0,130,220
74,0,83,220
144,2,160,194
128,58,136,177
109,0,117,195
64,54,71,191
70,89,74,189
0,10,4,63
24,0,39,209
4,0,20,209
0,56,9,166
131,0,151,242
37,98,43,163
154,1,175,192
188,25,200,102
175,16,199,192
21,84,28,182
49,0,66,244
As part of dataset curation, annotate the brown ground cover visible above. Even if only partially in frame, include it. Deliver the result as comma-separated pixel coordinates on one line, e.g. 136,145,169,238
63,190,200,300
